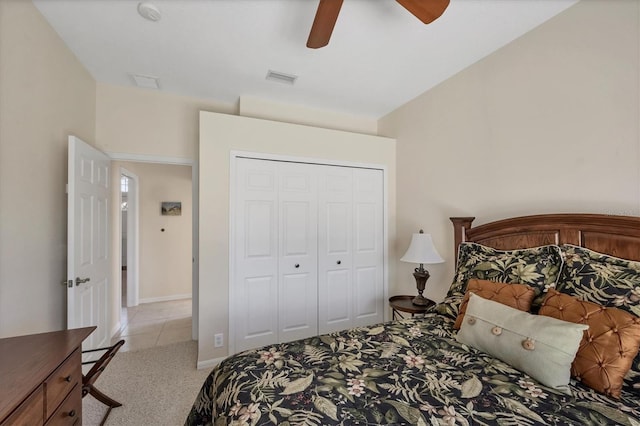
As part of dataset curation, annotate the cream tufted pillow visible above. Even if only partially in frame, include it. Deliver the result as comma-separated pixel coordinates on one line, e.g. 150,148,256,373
456,293,588,393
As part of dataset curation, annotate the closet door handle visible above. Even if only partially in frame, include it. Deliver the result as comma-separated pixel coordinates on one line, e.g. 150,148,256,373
295,264,300,268
336,260,341,265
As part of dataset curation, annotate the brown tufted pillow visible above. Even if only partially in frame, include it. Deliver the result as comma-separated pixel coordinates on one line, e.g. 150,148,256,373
540,289,640,398
453,279,536,329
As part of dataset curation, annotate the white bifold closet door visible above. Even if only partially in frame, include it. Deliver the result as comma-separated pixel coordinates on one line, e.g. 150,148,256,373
234,157,383,353
318,166,384,334
235,158,319,352
277,162,319,344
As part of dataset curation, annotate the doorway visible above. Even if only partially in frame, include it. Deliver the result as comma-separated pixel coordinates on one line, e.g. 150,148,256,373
114,161,194,352
121,174,128,306
120,169,139,309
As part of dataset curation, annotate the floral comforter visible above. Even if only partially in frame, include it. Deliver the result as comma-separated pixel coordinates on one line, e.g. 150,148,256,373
186,313,640,425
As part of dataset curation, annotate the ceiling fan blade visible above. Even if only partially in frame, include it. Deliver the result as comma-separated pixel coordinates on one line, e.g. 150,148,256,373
306,0,344,49
396,0,450,24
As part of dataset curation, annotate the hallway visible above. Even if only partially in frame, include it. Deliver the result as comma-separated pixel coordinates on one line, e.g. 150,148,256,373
112,299,192,352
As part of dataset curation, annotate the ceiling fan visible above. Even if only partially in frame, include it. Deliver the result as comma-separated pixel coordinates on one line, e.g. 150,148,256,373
307,0,450,49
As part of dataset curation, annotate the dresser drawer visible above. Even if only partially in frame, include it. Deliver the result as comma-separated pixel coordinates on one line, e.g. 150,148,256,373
44,384,81,426
44,349,80,419
1,384,44,426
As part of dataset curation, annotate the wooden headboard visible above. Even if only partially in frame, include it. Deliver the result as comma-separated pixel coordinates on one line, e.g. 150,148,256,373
450,214,640,264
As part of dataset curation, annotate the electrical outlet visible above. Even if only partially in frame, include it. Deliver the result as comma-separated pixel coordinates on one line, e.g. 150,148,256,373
214,333,224,348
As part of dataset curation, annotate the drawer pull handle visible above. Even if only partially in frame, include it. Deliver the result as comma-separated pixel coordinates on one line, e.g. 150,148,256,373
64,375,72,382
295,264,300,268
68,410,76,418
337,260,341,265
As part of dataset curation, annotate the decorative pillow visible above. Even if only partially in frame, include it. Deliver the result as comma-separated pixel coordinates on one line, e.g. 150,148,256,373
453,279,535,329
557,244,640,393
456,293,588,394
557,245,640,317
539,289,640,398
436,242,563,319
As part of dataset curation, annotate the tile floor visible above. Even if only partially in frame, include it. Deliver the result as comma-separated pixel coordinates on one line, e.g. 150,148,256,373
112,298,193,352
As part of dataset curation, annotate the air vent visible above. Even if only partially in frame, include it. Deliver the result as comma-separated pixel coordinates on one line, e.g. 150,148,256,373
129,73,160,89
266,70,298,85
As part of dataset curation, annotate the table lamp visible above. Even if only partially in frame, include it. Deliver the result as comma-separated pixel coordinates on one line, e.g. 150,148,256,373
400,230,444,305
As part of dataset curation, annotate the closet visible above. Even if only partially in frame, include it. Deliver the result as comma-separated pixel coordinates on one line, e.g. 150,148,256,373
233,157,384,353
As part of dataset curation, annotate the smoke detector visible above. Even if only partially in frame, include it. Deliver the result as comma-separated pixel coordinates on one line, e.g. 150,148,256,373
138,2,161,22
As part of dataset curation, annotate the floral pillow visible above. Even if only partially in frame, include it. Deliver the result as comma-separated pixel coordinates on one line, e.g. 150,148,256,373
556,244,640,394
435,242,563,320
556,245,640,317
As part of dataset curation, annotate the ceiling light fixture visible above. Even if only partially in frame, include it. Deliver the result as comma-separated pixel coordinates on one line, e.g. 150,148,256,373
266,70,298,85
137,2,161,22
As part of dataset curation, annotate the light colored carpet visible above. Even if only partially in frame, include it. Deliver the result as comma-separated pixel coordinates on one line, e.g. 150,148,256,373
83,340,212,426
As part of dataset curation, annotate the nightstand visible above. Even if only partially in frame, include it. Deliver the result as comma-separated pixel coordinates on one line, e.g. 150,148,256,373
389,295,435,320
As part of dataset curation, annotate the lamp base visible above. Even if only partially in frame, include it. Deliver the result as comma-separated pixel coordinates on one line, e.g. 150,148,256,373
411,268,430,306
412,294,430,306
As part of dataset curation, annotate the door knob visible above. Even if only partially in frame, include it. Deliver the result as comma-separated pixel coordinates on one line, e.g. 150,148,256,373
75,277,90,286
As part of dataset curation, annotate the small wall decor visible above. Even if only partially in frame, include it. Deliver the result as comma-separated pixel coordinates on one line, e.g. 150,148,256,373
161,201,181,216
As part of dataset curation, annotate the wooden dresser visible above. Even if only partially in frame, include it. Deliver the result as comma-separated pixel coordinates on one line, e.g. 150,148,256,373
0,327,95,425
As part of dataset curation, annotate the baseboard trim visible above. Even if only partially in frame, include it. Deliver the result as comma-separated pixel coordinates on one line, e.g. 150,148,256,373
197,356,226,370
110,321,122,338
139,293,192,304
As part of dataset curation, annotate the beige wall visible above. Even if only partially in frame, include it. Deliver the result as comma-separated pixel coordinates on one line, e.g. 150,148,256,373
96,84,235,335
96,83,236,160
114,162,193,302
239,95,378,135
93,80,384,343
379,0,640,303
199,112,396,364
0,0,96,337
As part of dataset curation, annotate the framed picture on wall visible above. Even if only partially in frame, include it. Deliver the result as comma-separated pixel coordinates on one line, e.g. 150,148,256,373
161,201,181,216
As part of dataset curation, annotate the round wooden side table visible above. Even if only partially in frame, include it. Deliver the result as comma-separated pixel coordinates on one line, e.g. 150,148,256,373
389,295,435,320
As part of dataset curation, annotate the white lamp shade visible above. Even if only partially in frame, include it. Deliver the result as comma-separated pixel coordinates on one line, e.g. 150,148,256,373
400,232,444,264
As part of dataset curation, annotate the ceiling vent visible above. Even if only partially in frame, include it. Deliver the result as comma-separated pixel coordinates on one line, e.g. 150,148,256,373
129,73,160,89
266,70,298,85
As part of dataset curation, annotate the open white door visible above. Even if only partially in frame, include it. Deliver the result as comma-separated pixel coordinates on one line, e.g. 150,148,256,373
67,136,111,350
120,168,140,308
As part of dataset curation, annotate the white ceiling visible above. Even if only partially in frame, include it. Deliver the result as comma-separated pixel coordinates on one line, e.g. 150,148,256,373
33,0,579,119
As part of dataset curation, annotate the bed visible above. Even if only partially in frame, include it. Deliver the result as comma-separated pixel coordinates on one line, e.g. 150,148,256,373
187,213,640,425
